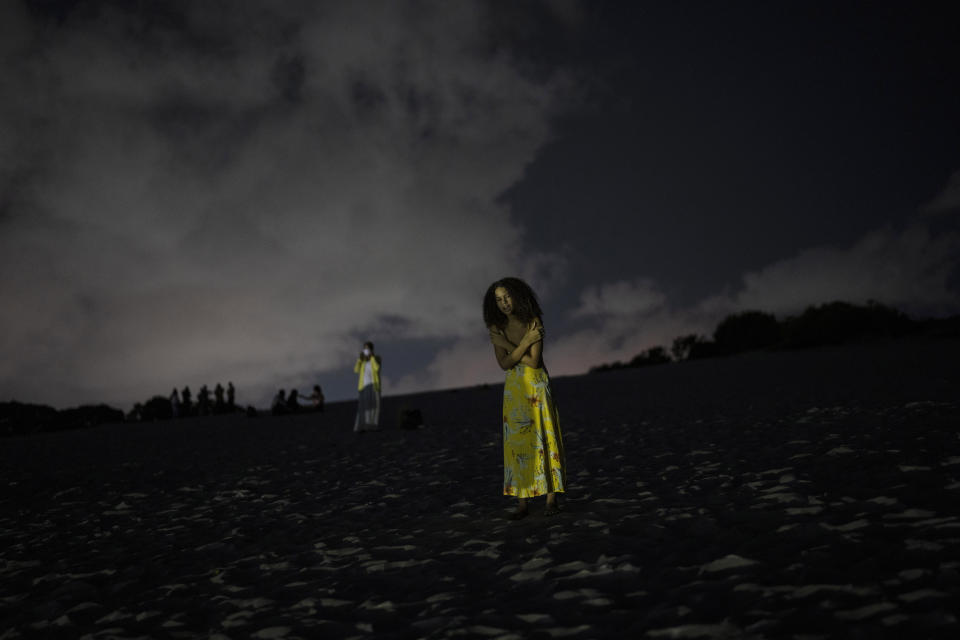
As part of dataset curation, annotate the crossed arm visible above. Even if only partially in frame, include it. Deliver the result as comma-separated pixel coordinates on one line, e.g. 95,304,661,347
489,318,544,370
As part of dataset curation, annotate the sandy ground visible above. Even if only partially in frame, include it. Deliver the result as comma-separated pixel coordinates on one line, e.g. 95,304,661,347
2,338,959,639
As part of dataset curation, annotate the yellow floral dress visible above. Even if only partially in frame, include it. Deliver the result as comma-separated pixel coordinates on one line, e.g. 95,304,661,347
503,364,566,498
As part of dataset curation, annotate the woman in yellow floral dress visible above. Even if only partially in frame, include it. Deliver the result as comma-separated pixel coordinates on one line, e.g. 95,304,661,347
484,277,566,519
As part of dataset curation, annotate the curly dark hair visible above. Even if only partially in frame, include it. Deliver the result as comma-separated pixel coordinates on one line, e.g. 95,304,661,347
483,277,543,329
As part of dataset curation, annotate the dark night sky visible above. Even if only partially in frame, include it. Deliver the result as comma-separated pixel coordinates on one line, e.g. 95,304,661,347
2,1,958,410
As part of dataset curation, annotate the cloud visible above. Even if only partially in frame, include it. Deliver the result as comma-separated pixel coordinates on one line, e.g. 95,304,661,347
571,278,666,318
922,169,960,216
546,308,706,373
391,338,502,396
701,223,960,318
0,2,570,408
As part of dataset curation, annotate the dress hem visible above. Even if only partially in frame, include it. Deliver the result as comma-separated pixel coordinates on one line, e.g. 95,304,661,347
504,488,565,499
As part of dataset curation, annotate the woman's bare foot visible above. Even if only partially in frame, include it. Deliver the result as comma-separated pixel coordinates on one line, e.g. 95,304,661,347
543,492,559,516
509,498,529,520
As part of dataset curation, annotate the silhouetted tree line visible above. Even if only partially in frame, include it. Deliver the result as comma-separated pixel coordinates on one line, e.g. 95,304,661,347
590,300,960,373
0,402,124,438
2,382,250,438
2,377,333,437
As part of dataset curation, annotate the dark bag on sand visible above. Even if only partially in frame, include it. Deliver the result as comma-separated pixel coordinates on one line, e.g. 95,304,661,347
398,408,424,430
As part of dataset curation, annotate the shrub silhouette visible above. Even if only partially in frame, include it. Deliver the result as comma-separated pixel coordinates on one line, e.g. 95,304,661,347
688,339,721,360
921,314,960,337
589,360,625,373
713,310,781,355
0,401,58,436
588,300,930,373
54,404,125,431
629,346,671,367
590,345,671,373
672,334,710,361
1,402,124,436
782,301,916,347
140,395,174,421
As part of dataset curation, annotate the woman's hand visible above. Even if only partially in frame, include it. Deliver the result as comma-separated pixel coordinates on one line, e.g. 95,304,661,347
534,318,544,339
521,320,544,347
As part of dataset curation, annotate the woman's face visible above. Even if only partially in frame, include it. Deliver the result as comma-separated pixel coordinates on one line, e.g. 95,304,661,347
494,287,513,316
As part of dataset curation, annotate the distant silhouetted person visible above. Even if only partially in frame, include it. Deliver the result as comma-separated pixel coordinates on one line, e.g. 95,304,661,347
303,384,325,413
272,389,287,416
214,383,225,414
484,277,566,519
286,389,300,413
198,385,211,416
181,386,193,416
227,382,236,411
353,341,381,432
170,388,181,419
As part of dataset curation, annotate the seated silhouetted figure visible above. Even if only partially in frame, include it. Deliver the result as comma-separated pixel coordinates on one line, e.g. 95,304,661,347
286,389,300,413
271,389,287,416
303,384,325,413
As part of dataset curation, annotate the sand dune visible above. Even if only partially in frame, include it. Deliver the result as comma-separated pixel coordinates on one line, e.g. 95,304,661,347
2,339,959,638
